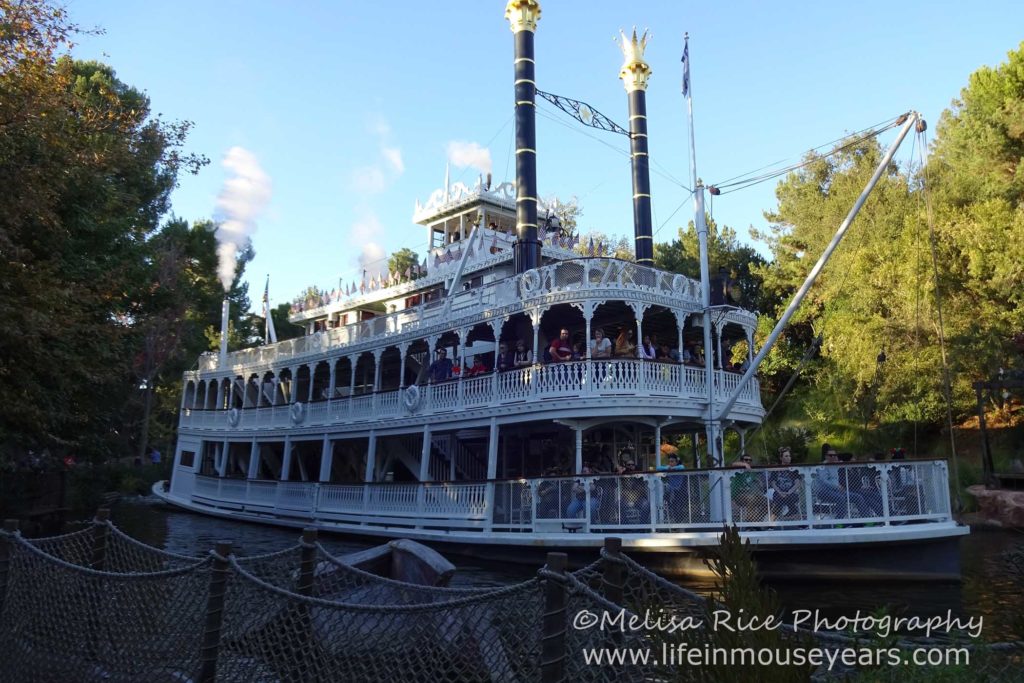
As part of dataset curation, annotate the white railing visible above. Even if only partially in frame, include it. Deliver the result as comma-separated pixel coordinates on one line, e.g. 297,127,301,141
196,258,754,374
184,459,954,535
180,360,761,431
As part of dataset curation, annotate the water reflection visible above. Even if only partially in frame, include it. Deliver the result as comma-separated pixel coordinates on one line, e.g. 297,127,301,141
110,496,1023,641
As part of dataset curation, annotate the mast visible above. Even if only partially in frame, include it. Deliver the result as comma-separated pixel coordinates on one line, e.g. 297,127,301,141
618,29,655,266
506,0,542,274
681,35,721,464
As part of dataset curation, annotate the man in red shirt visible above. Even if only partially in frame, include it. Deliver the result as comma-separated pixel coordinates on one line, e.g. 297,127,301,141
549,328,573,362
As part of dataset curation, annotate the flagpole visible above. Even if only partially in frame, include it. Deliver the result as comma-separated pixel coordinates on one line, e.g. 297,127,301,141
682,33,720,467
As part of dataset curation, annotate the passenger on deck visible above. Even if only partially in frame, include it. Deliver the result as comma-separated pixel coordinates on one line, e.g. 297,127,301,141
464,355,488,377
566,466,602,519
638,334,657,360
571,342,585,361
769,447,801,518
731,453,765,521
513,340,533,368
657,343,680,363
427,348,453,383
614,328,636,358
590,328,612,359
814,449,869,520
549,328,573,362
496,342,515,372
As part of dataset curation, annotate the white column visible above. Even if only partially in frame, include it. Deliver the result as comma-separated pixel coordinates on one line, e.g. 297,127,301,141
218,439,229,477
280,435,292,481
655,424,662,468
584,304,593,360
746,327,754,364
372,350,383,392
419,425,432,481
575,427,583,473
306,365,315,402
328,361,337,400
715,322,724,370
364,431,377,482
484,417,499,532
247,439,259,480
399,343,409,388
319,435,332,482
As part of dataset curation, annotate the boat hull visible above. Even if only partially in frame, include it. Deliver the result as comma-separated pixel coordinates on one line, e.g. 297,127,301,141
152,481,966,582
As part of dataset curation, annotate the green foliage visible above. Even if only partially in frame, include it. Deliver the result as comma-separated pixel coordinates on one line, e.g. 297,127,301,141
387,247,421,279
687,526,814,682
574,230,635,261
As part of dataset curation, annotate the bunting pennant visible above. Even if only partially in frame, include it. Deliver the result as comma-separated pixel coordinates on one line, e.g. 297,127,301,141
587,236,594,256
404,266,411,280
597,240,604,256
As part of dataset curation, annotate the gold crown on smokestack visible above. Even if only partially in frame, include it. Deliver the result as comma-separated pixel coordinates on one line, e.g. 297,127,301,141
505,0,541,33
618,28,652,92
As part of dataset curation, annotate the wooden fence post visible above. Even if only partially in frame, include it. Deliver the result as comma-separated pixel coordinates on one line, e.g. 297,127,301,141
90,508,110,570
541,552,568,683
297,527,317,596
0,519,20,615
199,541,232,683
602,537,624,606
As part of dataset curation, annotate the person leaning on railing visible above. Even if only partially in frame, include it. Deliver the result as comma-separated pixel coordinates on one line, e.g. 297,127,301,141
769,448,801,519
427,348,453,383
549,328,573,362
730,454,766,521
512,339,533,368
590,328,612,359
614,328,636,358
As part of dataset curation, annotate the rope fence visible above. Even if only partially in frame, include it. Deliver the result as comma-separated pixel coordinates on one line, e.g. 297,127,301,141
0,510,1020,682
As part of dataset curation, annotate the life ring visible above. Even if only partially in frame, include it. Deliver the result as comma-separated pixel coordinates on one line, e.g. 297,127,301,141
227,407,240,427
289,401,306,425
520,269,542,297
672,274,688,295
402,385,422,413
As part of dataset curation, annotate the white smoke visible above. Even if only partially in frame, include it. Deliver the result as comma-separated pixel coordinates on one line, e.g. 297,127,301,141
214,147,272,291
446,141,492,175
351,210,387,280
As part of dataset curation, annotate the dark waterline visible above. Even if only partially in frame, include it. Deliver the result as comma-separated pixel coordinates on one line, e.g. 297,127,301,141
109,496,1023,642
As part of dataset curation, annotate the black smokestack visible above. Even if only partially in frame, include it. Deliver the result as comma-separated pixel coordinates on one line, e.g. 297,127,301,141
506,0,542,274
618,29,654,265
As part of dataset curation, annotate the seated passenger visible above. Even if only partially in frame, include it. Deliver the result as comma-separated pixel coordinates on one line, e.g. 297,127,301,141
549,328,573,362
513,340,533,368
614,328,636,357
731,454,766,521
590,328,612,359
571,342,585,361
638,334,657,360
464,355,487,377
427,348,453,383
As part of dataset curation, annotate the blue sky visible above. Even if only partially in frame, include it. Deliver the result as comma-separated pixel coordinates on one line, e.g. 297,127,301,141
67,0,1023,311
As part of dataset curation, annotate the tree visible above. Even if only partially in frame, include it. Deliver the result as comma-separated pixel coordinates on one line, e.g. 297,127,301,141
387,247,421,279
573,231,634,261
0,2,206,462
542,195,582,238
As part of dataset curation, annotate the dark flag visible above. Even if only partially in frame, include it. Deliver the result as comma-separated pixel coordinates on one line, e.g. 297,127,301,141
681,37,690,96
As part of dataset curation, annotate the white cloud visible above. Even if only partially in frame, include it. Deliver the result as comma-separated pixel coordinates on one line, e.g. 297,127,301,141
214,146,272,291
446,140,492,175
382,146,404,174
350,209,387,279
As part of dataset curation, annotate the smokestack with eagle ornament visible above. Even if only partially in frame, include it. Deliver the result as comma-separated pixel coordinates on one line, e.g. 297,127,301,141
618,28,655,266
505,0,542,274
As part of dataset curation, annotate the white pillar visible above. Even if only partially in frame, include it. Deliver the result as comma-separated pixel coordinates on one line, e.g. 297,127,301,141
399,343,409,388
364,431,377,482
328,361,337,399
280,435,292,481
419,425,432,482
247,439,259,480
715,322,724,370
218,439,229,477
319,435,332,482
575,427,583,473
484,417,499,532
655,424,662,468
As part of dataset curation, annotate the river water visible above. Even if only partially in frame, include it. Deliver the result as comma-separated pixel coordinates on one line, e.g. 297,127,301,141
107,495,1023,642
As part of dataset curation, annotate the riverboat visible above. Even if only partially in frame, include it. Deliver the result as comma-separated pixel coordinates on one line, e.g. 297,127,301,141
156,1,967,580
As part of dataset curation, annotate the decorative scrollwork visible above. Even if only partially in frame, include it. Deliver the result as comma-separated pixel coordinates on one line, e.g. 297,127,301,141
227,407,240,427
289,401,306,425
